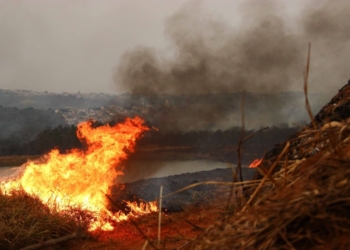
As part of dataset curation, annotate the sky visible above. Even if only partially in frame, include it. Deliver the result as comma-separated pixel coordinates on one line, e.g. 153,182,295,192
0,0,349,96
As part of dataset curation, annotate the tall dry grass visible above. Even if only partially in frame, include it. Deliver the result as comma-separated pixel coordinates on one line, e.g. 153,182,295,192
0,188,91,250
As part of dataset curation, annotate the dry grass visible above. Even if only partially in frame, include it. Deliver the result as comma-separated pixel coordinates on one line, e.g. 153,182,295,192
0,188,91,250
191,117,350,249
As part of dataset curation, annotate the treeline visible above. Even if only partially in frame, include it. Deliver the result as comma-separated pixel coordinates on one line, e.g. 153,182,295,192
0,122,300,156
0,125,79,156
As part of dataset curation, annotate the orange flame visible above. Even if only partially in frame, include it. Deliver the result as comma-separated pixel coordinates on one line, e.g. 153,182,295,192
249,158,262,168
0,117,157,231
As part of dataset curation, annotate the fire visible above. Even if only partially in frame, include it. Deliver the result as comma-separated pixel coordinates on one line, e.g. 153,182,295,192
249,158,262,168
0,117,157,231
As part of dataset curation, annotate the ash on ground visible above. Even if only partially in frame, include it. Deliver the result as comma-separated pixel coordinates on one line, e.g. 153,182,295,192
110,167,255,213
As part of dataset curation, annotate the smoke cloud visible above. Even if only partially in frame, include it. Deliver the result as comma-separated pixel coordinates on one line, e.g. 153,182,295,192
114,0,350,130
115,0,305,95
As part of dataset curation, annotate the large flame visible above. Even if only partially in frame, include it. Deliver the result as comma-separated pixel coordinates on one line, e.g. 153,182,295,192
0,117,157,231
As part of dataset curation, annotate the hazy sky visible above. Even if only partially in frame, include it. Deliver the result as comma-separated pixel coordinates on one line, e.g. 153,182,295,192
0,0,349,95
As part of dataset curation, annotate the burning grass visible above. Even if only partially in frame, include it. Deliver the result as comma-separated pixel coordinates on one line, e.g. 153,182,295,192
0,188,90,250
0,117,156,233
3,51,350,248
0,116,162,249
5,116,349,249
4,107,350,248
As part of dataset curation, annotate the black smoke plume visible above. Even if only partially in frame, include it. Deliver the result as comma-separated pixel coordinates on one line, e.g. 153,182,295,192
114,0,350,130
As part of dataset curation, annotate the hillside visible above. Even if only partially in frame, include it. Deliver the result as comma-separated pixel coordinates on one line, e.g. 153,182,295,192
0,88,329,130
0,106,66,142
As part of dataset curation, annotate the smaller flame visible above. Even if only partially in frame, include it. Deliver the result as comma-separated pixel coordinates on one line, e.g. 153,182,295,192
249,158,262,168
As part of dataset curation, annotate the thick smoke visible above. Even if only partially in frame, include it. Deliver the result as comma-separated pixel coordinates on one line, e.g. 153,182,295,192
114,0,350,130
301,1,350,91
115,0,304,94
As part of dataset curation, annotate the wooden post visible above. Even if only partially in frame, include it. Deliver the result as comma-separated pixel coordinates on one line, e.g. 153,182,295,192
158,185,163,246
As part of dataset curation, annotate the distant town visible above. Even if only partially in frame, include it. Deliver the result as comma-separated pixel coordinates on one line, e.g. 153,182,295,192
0,88,163,126
58,105,151,125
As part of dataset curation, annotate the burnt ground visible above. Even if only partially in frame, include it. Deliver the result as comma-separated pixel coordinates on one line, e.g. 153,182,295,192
110,167,256,216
